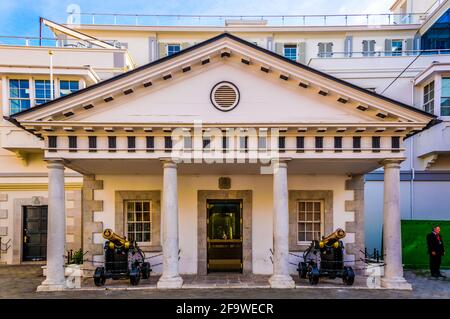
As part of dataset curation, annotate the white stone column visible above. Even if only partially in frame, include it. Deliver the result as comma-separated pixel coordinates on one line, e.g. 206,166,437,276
157,160,183,288
37,160,66,291
269,160,295,288
381,160,412,290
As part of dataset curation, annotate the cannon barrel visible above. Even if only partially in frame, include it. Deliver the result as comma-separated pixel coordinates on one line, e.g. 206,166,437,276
102,229,130,248
320,228,346,247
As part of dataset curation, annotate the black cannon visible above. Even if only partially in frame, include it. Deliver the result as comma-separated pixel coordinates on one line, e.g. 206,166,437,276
297,228,355,285
93,229,151,286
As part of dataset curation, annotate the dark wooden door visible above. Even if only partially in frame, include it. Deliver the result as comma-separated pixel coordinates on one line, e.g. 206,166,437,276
22,206,47,261
207,200,243,273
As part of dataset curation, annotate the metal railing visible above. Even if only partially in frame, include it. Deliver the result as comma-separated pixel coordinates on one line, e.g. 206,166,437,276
0,35,123,49
70,12,429,27
316,48,450,58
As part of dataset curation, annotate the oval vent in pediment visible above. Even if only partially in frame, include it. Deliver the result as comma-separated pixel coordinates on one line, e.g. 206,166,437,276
210,81,240,112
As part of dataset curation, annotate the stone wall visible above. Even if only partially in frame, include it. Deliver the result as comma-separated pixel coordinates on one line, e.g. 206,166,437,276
82,175,104,270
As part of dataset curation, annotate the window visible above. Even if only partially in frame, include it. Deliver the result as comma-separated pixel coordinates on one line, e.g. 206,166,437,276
48,136,57,152
278,136,286,153
315,137,323,152
68,136,77,152
318,42,333,57
146,136,154,152
126,201,151,243
108,136,116,152
258,136,267,150
164,136,172,152
392,136,400,152
284,44,297,61
353,137,361,152
88,136,97,152
296,136,304,153
423,81,435,114
35,80,54,105
372,136,381,153
222,136,229,153
362,40,376,56
59,80,79,97
297,201,323,243
167,44,181,56
127,136,136,152
9,79,30,114
391,40,403,56
441,77,450,116
239,136,248,153
334,136,342,152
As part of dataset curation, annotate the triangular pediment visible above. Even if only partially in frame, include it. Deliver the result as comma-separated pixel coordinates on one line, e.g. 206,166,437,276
10,33,434,134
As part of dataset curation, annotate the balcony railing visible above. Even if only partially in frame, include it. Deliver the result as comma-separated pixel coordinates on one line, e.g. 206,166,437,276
316,49,450,58
70,12,428,27
0,35,123,49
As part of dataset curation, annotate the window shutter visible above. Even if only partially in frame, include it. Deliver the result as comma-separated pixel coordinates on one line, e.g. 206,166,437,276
127,136,136,152
405,38,414,55
148,37,157,62
275,43,284,56
326,42,333,54
297,42,306,64
164,136,172,152
278,136,286,153
146,136,154,152
369,40,376,53
159,43,167,59
108,136,117,152
48,136,57,152
413,34,421,51
362,40,369,56
296,136,304,153
318,43,325,57
385,39,392,56
344,36,353,57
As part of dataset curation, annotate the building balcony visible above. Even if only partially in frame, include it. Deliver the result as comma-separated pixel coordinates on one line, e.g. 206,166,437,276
72,12,427,27
0,36,135,80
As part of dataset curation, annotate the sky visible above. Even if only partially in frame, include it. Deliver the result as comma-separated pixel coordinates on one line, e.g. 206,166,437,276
0,0,395,39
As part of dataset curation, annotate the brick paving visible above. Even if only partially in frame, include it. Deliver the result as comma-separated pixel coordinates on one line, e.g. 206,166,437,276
0,265,449,299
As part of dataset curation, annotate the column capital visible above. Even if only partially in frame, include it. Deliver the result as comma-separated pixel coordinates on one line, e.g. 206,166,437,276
46,159,65,170
380,159,404,168
160,158,178,168
271,157,291,168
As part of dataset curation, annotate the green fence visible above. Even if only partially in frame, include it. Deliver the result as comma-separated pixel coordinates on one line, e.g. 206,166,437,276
401,220,450,269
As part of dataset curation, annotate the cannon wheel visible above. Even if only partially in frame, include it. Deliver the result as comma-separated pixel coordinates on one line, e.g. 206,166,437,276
141,262,151,279
307,265,320,285
342,267,355,286
93,267,106,287
130,266,141,286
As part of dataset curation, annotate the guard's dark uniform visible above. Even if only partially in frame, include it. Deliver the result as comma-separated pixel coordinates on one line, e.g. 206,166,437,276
426,231,445,277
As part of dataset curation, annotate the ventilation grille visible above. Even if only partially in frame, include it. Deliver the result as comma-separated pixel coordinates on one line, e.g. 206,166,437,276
211,82,239,111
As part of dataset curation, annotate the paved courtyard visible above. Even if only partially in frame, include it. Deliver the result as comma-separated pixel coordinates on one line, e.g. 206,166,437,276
0,265,448,299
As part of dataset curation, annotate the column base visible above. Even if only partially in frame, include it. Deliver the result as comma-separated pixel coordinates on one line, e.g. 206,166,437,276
381,276,412,290
157,275,183,289
269,274,295,288
36,279,67,292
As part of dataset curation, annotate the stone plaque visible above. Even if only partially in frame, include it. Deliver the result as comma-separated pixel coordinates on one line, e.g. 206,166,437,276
218,177,231,190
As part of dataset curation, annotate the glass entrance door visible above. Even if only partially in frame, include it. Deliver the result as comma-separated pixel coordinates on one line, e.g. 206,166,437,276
207,200,243,273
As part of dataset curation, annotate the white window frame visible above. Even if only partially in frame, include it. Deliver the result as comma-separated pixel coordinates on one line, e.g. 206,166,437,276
167,44,181,56
391,39,403,56
441,77,450,117
283,44,297,61
125,200,152,245
297,200,324,245
8,78,31,115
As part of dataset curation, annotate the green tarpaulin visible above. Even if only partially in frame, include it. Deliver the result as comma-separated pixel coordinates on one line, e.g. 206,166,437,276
401,220,450,269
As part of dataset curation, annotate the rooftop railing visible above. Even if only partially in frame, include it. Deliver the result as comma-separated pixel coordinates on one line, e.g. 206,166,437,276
316,49,450,58
70,12,428,27
0,35,123,49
